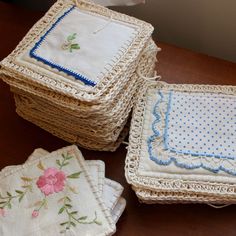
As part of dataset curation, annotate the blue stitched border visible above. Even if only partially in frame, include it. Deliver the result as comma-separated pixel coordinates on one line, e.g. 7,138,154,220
164,91,235,160
29,6,96,87
147,90,236,176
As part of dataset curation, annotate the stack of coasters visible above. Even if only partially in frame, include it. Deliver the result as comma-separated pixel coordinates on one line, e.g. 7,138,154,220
0,0,158,151
125,81,236,204
0,145,126,235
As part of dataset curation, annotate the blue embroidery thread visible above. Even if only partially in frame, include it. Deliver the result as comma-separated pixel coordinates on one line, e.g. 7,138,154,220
147,90,236,176
29,6,96,86
164,92,235,160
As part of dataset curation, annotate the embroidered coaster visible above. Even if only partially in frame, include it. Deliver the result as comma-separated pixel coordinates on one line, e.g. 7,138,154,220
28,148,126,221
28,149,105,194
125,81,236,203
1,0,153,101
0,0,158,152
0,145,115,235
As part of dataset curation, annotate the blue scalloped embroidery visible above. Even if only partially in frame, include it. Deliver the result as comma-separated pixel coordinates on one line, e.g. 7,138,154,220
147,90,236,176
164,92,235,160
29,6,96,87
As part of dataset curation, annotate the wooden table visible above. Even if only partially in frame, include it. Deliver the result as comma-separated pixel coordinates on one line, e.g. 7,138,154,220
1,2,236,235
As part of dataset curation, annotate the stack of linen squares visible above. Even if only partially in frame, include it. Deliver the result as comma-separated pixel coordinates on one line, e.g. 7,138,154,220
125,81,236,204
0,145,126,235
0,0,159,151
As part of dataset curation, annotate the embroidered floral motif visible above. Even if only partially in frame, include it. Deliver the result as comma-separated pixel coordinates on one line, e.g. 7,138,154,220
32,210,39,218
61,33,80,52
37,168,66,196
58,196,102,234
0,178,33,209
0,152,102,233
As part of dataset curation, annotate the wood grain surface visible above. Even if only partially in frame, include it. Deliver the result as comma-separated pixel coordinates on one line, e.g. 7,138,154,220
0,2,236,236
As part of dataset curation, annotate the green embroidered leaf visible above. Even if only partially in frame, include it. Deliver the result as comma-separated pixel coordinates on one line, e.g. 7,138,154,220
21,177,33,182
67,36,73,41
58,206,65,214
44,201,48,210
7,203,12,209
56,159,61,167
78,216,87,221
60,222,69,226
62,162,69,167
66,197,71,202
65,204,72,208
65,155,73,160
94,220,102,225
67,172,82,179
68,185,78,194
22,185,30,189
67,33,77,42
19,194,24,203
71,44,80,49
7,192,12,197
61,153,66,159
15,190,23,194
37,161,45,171
70,211,78,215
71,222,76,227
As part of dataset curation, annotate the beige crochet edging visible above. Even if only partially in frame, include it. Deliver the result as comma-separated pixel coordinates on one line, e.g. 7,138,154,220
2,38,157,115
125,81,236,203
133,187,236,204
16,107,130,151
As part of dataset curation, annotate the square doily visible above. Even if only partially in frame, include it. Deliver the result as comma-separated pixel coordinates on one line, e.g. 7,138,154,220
0,146,115,235
1,0,153,100
126,81,236,200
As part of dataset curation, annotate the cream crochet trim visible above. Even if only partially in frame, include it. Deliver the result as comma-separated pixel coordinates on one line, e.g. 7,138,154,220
125,82,236,201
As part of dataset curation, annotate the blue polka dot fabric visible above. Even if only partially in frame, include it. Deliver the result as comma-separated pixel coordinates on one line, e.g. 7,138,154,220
147,89,236,176
165,92,236,159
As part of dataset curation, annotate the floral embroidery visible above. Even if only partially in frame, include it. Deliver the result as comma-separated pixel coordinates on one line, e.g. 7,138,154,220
61,33,80,52
32,210,39,218
58,196,102,234
0,152,102,233
0,178,33,209
37,168,66,196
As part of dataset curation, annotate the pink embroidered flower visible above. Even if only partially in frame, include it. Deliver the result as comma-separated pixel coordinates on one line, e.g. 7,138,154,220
32,210,39,218
36,168,66,196
0,208,6,217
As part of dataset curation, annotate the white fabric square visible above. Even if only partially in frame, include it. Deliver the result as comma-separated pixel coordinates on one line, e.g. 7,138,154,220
166,91,236,158
27,148,125,223
0,146,115,236
29,6,137,86
137,88,236,179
